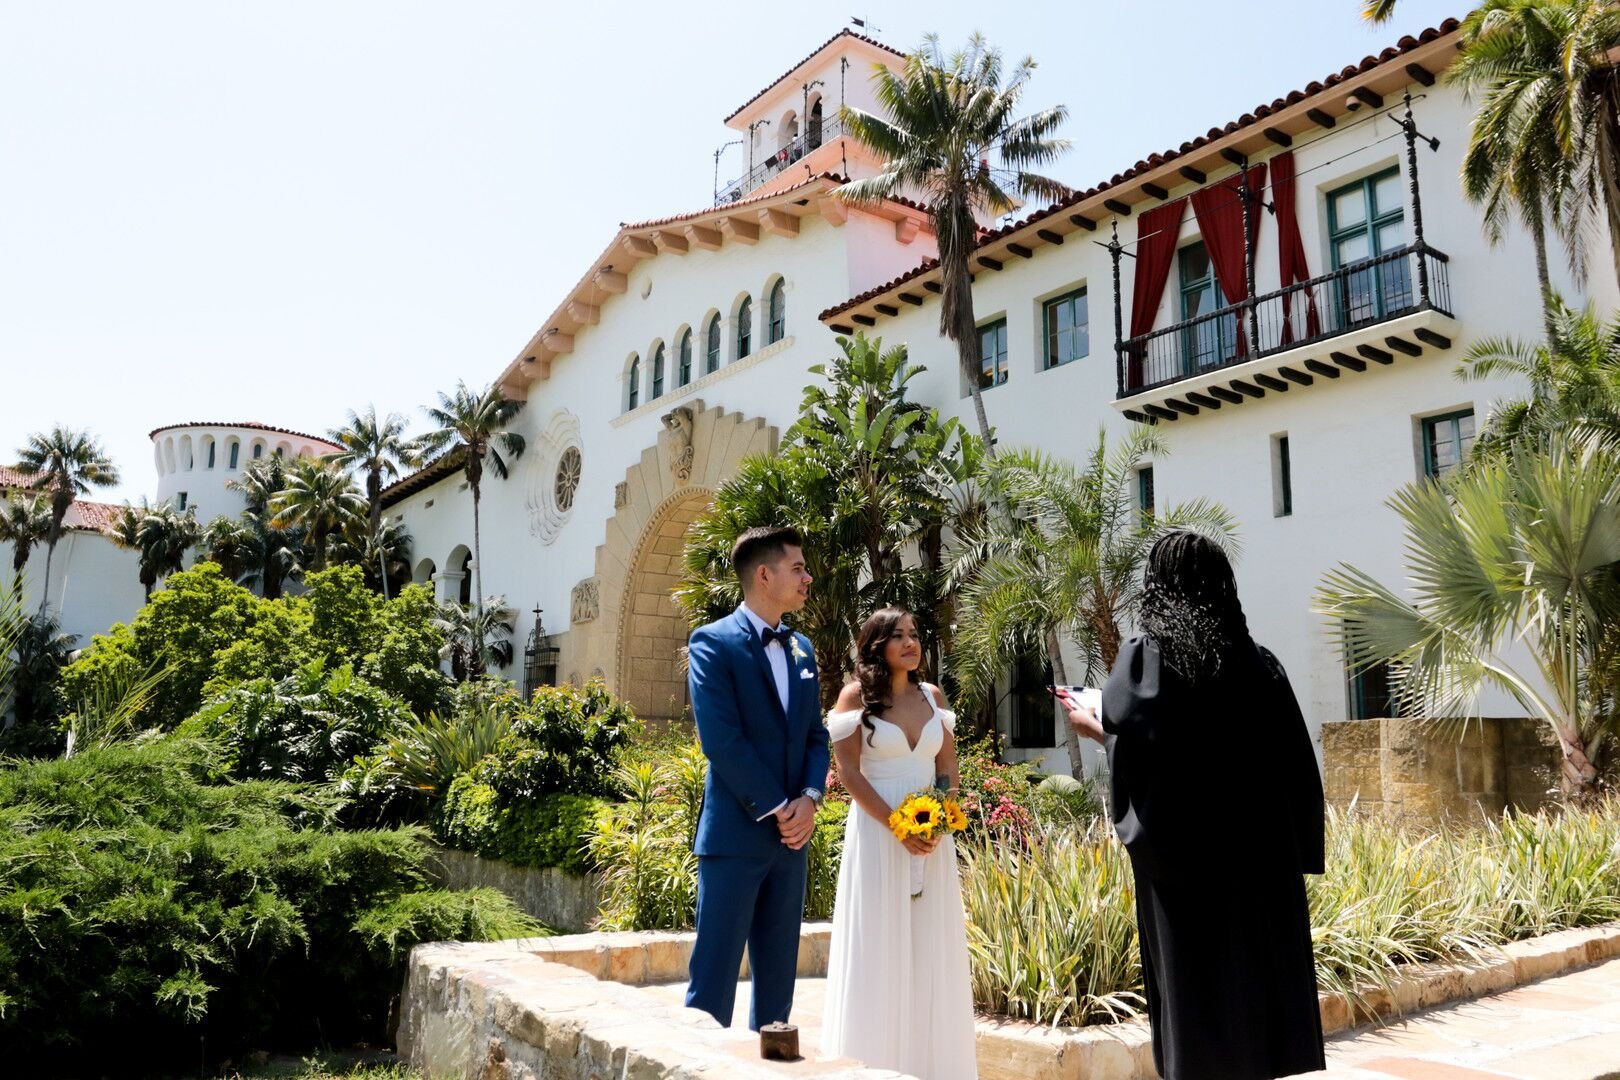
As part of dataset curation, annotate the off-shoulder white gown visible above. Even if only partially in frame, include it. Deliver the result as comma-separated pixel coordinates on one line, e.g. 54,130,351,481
820,689,978,1079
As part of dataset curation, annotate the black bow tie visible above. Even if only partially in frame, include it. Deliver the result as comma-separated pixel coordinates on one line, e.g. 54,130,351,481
760,626,793,649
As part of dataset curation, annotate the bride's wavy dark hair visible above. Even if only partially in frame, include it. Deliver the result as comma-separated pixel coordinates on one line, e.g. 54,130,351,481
854,607,923,746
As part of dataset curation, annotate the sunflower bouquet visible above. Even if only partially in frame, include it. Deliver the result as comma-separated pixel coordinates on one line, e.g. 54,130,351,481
888,789,968,898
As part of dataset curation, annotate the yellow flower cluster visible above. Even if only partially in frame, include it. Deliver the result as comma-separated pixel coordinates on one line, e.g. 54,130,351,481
888,791,969,842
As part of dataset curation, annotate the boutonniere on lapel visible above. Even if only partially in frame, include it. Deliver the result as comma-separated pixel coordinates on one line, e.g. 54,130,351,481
789,637,809,664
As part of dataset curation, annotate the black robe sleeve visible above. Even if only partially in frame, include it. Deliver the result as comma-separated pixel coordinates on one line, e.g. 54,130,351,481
1258,646,1326,876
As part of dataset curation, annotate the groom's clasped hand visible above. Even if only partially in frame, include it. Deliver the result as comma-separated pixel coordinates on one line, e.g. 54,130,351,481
773,793,817,849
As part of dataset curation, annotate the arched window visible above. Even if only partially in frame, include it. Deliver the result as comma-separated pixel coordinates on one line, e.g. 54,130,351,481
736,296,752,360
808,98,823,149
767,279,786,344
651,343,665,399
705,315,722,373
678,329,693,386
627,354,641,410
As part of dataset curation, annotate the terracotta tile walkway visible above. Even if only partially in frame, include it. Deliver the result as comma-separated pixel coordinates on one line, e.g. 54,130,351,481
1290,956,1620,1080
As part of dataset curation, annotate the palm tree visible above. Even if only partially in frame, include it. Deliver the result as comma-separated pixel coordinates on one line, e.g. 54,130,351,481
199,514,256,586
1449,0,1620,291
10,610,78,730
1362,0,1399,21
1316,436,1620,799
432,598,516,681
0,491,51,586
949,429,1239,778
331,511,413,596
415,382,526,619
324,407,416,595
105,501,201,600
268,457,365,572
226,456,304,598
1458,294,1620,460
14,427,120,612
835,35,1069,456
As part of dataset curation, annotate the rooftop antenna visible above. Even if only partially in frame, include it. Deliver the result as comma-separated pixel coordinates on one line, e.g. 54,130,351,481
712,138,743,204
849,16,881,34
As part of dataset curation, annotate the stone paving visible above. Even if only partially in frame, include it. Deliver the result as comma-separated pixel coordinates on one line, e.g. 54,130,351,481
652,958,1620,1080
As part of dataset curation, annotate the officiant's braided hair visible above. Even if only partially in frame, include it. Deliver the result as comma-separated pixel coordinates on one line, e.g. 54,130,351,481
855,607,923,747
1138,531,1251,682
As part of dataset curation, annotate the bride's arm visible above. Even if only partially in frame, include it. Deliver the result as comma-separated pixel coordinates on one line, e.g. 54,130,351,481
928,684,961,799
831,684,894,827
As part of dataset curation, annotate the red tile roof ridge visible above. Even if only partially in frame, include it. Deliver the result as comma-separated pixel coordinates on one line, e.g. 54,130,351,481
147,420,343,449
819,16,1462,322
724,28,907,125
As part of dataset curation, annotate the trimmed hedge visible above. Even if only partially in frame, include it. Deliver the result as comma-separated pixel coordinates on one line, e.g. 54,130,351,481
434,777,608,874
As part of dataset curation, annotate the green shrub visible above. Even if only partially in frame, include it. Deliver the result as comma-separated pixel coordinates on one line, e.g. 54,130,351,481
185,660,414,785
805,798,850,919
955,734,1037,836
1030,773,1103,828
473,679,636,802
435,777,608,874
0,736,537,1072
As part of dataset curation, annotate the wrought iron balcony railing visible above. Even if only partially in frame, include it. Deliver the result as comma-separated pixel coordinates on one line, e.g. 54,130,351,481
716,115,845,205
1117,245,1452,397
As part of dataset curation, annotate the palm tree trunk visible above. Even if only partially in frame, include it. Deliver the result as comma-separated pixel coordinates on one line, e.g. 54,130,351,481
471,478,486,666
1045,627,1085,779
38,537,56,614
1529,209,1554,339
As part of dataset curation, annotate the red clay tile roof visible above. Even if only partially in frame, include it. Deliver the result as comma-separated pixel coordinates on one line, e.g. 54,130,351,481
379,449,465,509
725,29,906,124
66,500,120,532
819,17,1463,323
0,465,43,490
147,420,342,451
623,173,842,231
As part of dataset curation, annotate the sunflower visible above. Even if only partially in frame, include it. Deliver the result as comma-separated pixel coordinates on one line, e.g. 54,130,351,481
889,793,945,841
942,798,968,833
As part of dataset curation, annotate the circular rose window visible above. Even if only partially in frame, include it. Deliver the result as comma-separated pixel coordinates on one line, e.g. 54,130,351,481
554,447,582,512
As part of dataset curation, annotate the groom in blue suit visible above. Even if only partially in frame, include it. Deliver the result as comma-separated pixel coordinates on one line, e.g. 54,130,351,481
685,525,829,1030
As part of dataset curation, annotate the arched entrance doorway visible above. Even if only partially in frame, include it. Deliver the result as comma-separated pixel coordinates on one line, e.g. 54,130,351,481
616,489,713,729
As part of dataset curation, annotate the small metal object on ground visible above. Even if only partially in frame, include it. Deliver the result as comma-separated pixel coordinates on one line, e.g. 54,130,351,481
759,1021,800,1061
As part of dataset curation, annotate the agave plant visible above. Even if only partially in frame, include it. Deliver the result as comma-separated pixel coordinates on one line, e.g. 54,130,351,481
379,702,515,798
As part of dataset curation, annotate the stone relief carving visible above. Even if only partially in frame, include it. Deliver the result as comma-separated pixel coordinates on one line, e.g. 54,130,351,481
662,406,695,483
570,577,600,625
614,481,628,509
525,409,582,545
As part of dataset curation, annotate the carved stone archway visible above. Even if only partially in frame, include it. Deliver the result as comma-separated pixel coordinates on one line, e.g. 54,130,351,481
558,399,778,725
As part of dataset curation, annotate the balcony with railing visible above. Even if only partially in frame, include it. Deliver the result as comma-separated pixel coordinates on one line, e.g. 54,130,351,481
1119,245,1453,405
716,115,845,205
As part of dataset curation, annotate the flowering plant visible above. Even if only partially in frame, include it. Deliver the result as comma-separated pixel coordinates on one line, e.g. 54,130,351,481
888,788,968,897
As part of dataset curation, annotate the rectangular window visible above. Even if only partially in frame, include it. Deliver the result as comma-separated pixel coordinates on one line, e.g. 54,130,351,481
977,319,1009,389
1136,466,1155,518
1273,434,1293,517
1422,409,1476,479
227,442,239,469
1043,288,1089,369
1178,241,1236,373
1328,167,1410,323
177,492,188,511
1347,657,1395,720
1010,652,1056,748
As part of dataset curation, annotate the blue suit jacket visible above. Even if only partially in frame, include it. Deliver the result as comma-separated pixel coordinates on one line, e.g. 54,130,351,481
688,607,830,858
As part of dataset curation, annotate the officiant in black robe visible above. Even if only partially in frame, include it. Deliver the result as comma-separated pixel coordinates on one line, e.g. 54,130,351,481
1063,531,1326,1080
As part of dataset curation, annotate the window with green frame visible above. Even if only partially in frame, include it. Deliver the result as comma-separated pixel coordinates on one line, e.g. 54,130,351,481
1136,465,1155,518
1348,657,1395,720
1328,167,1410,324
977,318,1009,389
1422,408,1475,479
1043,287,1089,369
1178,241,1236,373
1010,652,1056,748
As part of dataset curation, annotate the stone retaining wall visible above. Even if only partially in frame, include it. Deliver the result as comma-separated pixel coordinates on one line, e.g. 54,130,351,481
398,920,1620,1080
424,844,602,934
1321,716,1561,822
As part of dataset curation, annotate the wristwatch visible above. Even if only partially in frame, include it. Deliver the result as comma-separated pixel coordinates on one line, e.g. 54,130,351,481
802,787,824,806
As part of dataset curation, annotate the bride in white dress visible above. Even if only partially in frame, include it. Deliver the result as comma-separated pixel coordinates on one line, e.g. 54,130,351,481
821,607,978,1079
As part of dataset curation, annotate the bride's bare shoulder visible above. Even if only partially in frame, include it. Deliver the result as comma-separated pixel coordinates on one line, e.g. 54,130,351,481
834,681,864,711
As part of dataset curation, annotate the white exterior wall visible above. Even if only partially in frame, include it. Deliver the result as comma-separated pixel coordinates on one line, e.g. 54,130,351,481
151,424,339,523
872,79,1605,769
2,531,144,650
388,204,933,676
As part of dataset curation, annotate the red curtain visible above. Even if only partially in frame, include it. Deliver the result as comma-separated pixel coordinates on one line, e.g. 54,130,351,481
1190,163,1266,356
1269,150,1321,344
1127,197,1188,387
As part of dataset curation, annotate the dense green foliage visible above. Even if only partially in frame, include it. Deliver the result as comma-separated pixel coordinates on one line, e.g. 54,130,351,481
471,680,635,802
0,737,537,1072
435,777,608,874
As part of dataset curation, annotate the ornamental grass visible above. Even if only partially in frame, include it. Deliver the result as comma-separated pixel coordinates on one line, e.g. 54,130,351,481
958,800,1620,1028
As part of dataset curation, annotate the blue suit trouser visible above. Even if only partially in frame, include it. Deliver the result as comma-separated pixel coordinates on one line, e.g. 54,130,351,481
685,845,807,1030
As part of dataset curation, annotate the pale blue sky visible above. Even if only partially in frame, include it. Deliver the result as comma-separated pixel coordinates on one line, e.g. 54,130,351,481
1,0,1460,503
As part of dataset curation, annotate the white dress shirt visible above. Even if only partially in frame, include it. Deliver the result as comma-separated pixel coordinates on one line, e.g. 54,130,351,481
739,601,792,819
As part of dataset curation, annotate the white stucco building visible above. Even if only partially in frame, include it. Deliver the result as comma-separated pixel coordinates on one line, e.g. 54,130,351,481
377,18,1613,769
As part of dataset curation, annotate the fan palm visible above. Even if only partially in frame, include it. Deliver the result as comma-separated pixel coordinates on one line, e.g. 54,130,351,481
415,381,526,629
1450,0,1620,291
1457,294,1620,460
268,457,365,572
105,501,202,599
0,491,51,586
835,34,1069,456
432,598,516,681
226,456,304,598
324,407,416,597
949,429,1240,778
14,427,120,612
1315,436,1620,798
10,610,78,730
331,512,413,596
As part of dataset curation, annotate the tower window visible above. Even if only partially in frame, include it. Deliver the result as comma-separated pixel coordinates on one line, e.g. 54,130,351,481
737,297,753,359
767,279,786,344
